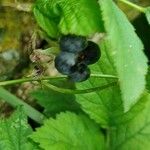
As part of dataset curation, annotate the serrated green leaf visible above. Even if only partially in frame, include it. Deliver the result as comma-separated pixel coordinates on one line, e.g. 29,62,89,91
75,41,123,127
110,93,150,150
75,39,147,128
99,0,148,112
57,0,104,35
30,112,105,150
145,7,150,24
34,0,104,38
0,107,40,150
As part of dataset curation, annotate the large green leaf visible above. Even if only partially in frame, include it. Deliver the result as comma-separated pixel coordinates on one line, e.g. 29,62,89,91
75,41,123,127
57,0,104,35
109,93,150,150
30,112,105,150
99,0,148,111
34,0,104,38
0,107,40,150
145,7,150,24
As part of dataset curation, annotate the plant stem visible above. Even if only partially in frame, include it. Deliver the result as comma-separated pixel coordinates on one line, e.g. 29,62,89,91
1,2,33,12
0,74,118,86
119,0,145,13
43,81,117,94
91,74,118,79
0,87,46,124
0,76,66,86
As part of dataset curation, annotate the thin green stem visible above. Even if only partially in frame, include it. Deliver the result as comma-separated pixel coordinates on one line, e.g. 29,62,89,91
119,0,145,13
0,74,118,86
0,76,66,86
43,81,117,94
0,87,46,124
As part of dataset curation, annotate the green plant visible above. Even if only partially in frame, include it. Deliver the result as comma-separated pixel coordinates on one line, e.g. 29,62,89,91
0,0,150,149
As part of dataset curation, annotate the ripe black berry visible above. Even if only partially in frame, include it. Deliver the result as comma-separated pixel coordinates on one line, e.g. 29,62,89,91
78,41,101,65
59,34,87,53
69,63,90,82
55,36,100,82
54,52,77,75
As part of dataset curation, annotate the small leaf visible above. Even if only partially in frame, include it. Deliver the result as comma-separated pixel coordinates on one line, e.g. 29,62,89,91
0,107,40,150
33,8,59,38
30,112,105,150
31,88,80,116
145,7,150,24
110,93,150,149
99,0,148,111
34,0,104,38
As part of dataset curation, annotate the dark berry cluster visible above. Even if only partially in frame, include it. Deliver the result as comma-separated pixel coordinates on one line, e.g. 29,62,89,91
54,35,101,82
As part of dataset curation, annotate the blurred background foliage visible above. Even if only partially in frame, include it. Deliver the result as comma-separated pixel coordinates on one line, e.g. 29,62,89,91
0,0,35,80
